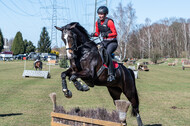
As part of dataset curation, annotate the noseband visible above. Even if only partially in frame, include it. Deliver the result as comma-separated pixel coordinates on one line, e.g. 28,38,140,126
64,28,90,59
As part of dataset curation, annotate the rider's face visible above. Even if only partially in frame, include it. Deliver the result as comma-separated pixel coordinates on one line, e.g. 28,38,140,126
98,13,106,21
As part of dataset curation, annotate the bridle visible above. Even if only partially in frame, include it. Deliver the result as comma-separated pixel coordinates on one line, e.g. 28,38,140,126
63,28,96,59
64,30,78,51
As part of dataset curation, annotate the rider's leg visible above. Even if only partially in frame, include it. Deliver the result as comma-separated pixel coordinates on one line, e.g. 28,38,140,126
106,42,118,82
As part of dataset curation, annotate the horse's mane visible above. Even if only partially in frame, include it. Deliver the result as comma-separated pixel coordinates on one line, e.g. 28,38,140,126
70,22,90,40
69,22,97,48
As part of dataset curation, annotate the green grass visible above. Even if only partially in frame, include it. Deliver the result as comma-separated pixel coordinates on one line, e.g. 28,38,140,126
0,59,190,126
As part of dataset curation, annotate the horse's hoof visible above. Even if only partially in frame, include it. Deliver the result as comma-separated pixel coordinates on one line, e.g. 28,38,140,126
82,84,90,91
63,89,72,98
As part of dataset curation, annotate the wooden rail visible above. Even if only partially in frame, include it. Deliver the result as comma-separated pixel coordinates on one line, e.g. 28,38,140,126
49,93,130,126
51,112,122,126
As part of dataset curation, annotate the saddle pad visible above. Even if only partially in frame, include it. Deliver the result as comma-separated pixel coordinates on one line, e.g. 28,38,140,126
103,61,119,68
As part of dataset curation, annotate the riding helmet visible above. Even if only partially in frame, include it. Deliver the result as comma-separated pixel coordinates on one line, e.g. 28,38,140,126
97,6,108,14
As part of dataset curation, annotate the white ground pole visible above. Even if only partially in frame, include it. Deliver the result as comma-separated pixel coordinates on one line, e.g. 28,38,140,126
24,59,26,70
49,63,50,73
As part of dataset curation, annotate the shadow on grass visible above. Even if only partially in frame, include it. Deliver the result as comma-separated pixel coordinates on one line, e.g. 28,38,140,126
145,124,162,126
0,113,23,117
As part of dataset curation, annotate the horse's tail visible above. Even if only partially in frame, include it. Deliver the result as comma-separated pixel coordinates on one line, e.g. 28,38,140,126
128,68,140,117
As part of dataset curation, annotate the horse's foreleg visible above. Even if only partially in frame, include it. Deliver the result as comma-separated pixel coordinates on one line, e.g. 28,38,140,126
72,79,89,91
61,69,72,98
69,69,91,80
69,69,91,91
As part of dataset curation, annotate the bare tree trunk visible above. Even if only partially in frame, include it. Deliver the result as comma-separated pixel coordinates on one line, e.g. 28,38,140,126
182,23,188,58
188,23,190,58
112,2,136,61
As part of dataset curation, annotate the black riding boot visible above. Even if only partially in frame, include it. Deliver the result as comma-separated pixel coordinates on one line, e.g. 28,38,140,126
107,54,115,82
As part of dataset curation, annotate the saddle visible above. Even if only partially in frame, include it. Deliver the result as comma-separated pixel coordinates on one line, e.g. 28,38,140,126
97,47,119,77
98,47,119,68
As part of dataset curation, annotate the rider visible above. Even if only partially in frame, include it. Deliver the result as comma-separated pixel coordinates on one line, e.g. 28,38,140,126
91,6,118,82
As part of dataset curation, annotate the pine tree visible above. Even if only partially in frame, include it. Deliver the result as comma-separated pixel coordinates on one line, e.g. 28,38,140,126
38,27,51,53
23,39,36,53
24,39,28,53
11,31,25,55
0,29,4,52
26,41,36,53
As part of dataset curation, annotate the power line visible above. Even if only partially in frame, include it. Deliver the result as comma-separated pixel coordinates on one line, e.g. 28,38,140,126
0,0,31,16
10,0,40,16
41,0,68,48
0,0,40,17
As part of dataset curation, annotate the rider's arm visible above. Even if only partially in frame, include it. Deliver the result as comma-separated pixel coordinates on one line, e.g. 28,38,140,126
107,20,117,37
94,21,100,37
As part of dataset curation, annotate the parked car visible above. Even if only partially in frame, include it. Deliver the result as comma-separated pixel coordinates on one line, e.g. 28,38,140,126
14,54,25,60
28,52,38,60
41,53,48,61
0,56,3,61
47,53,57,61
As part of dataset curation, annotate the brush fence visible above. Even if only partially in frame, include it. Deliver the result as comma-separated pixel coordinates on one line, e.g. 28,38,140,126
49,93,130,126
51,112,122,126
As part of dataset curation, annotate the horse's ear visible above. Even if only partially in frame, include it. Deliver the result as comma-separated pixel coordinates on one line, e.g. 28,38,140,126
70,23,78,29
54,26,62,31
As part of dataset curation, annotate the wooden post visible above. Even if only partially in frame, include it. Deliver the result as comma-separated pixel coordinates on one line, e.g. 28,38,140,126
49,93,57,112
115,100,131,125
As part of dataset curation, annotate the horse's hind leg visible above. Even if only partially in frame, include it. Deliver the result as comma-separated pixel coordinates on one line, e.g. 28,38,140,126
107,87,122,103
123,76,143,126
107,87,129,125
123,88,143,126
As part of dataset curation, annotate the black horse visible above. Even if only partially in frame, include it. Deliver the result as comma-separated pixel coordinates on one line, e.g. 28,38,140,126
55,22,143,125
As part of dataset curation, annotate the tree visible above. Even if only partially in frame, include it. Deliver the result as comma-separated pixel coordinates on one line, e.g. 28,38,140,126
59,58,68,68
0,29,4,52
38,27,51,53
11,31,25,55
112,2,136,61
24,39,36,53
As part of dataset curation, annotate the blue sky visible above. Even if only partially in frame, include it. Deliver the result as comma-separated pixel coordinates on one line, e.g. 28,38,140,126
0,0,190,47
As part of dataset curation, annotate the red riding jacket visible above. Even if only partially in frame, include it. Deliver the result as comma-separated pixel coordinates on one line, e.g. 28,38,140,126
94,17,117,39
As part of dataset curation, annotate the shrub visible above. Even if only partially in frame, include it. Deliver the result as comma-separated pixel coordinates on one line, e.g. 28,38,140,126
59,58,68,68
151,48,161,64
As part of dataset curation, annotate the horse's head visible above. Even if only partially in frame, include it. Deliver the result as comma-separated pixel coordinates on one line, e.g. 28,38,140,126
56,22,94,60
55,23,78,59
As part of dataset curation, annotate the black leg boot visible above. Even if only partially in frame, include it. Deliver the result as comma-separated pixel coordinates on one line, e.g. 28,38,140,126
107,54,115,82
73,80,90,91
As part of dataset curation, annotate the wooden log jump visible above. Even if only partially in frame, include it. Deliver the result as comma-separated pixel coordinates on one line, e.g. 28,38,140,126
49,93,130,126
182,60,190,70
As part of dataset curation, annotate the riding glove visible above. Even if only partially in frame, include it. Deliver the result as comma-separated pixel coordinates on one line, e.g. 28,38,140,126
90,33,95,37
101,32,108,38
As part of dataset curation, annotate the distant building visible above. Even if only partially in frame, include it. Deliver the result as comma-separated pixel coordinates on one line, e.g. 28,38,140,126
3,38,10,51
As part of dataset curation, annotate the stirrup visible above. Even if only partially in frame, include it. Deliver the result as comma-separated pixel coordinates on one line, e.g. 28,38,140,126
107,74,115,82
